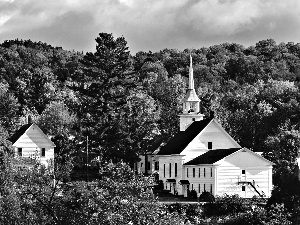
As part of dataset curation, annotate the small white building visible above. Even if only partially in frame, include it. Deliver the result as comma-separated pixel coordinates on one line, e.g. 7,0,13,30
10,123,55,166
139,55,273,198
183,148,273,198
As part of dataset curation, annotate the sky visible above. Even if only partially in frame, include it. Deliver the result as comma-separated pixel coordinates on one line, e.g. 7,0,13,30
1,0,300,54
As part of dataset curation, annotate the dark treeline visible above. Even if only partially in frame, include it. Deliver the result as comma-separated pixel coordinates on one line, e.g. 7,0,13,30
1,35,300,185
2,34,300,223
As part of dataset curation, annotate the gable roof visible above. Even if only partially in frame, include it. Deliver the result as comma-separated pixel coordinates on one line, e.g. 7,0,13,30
9,123,32,144
157,118,212,155
184,148,241,165
9,123,56,147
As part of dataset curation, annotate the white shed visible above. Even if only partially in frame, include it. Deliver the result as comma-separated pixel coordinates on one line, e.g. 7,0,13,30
10,123,55,166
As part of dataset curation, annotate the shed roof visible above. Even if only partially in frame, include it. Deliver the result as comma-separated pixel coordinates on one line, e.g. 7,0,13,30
184,148,241,165
157,118,212,155
9,123,56,147
9,123,32,144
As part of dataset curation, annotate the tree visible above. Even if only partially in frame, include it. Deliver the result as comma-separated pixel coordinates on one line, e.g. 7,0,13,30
0,83,20,134
38,101,76,136
263,128,300,186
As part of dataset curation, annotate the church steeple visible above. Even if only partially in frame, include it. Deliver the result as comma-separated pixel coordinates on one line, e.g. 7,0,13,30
182,55,200,114
179,55,204,131
188,54,194,89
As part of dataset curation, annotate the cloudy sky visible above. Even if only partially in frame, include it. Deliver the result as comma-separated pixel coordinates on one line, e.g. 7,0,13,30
1,0,300,54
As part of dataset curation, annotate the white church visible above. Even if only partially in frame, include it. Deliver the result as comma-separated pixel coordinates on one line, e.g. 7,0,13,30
138,55,273,198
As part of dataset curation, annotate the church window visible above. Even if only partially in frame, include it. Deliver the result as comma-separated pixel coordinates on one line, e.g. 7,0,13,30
175,163,177,177
169,163,171,177
242,186,245,191
164,164,165,177
187,168,189,178
190,103,195,111
192,184,193,190
210,184,213,193
198,184,200,193
199,168,200,177
242,169,245,174
204,168,206,177
193,168,195,177
211,168,213,177
41,148,45,157
208,142,212,149
204,184,206,192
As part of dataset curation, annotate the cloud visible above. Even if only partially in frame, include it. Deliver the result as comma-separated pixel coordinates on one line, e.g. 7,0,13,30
0,0,300,54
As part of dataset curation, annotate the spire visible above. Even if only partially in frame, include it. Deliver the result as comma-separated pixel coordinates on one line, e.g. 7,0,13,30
179,54,204,131
189,54,194,89
183,55,200,103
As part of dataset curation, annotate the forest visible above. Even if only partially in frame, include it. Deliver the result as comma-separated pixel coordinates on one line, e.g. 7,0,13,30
1,33,300,224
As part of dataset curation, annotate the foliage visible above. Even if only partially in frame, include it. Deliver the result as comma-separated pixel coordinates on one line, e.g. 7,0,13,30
188,189,198,199
199,191,215,202
224,204,292,225
38,101,77,135
202,194,249,217
3,35,300,222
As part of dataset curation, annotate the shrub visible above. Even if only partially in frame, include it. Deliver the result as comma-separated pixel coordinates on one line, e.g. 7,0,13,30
199,191,215,202
189,189,198,199
203,194,248,217
155,180,164,190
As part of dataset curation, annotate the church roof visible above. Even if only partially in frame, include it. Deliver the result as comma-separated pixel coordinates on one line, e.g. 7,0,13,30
157,118,213,155
184,148,241,165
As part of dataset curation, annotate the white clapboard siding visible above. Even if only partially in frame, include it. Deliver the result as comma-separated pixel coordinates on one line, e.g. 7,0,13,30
215,150,273,198
12,124,55,166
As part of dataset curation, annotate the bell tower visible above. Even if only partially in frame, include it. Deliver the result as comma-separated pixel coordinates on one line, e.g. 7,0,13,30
179,55,204,131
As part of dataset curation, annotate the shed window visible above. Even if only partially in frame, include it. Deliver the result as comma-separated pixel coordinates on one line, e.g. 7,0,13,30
17,148,22,157
155,161,159,170
208,142,212,149
242,169,246,174
41,148,45,157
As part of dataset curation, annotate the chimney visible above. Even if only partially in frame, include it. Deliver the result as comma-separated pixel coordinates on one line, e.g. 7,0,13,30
27,115,33,124
210,111,215,119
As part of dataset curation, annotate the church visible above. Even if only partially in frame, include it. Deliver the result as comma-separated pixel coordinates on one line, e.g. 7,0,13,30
138,55,273,198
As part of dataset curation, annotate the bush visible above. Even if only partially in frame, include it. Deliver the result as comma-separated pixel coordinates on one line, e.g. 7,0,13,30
199,191,215,202
203,194,248,217
155,180,164,190
188,189,198,199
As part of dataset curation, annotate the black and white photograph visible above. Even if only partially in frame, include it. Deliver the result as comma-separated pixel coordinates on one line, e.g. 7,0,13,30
0,0,300,224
